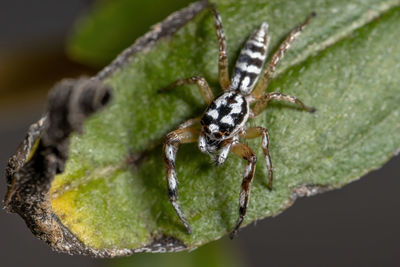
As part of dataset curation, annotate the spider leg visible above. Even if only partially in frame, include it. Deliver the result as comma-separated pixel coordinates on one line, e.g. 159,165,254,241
163,126,200,234
213,139,233,165
241,127,273,189
252,12,316,99
252,92,315,117
229,143,257,238
178,116,202,129
158,76,214,105
209,4,230,91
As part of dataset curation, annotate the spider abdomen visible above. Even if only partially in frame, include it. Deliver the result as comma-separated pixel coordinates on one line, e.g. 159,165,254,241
201,91,249,140
230,23,269,95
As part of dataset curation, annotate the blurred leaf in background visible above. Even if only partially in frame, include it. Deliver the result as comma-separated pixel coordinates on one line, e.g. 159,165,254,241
68,0,195,67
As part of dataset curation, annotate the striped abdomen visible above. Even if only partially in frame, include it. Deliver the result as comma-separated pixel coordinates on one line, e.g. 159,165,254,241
230,23,270,95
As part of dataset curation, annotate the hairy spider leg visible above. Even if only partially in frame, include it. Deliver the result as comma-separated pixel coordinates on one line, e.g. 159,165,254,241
229,143,257,238
252,12,316,99
158,76,214,105
209,4,230,90
163,127,200,234
240,127,273,189
178,116,202,129
252,92,315,117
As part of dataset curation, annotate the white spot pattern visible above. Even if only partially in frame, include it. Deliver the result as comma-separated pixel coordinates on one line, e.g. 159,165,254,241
221,115,234,125
168,172,177,190
240,76,251,90
202,91,249,139
198,134,206,152
236,63,262,74
242,49,265,60
166,144,176,162
207,109,219,119
209,123,219,132
248,39,265,48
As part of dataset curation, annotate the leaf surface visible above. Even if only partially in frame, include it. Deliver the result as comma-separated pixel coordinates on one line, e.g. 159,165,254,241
51,0,400,253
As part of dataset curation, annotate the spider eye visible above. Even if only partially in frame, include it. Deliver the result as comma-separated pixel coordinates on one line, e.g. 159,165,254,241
213,132,222,139
204,126,211,134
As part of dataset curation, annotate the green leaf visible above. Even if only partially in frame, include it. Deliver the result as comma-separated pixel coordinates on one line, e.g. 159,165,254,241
67,0,195,67
51,0,400,254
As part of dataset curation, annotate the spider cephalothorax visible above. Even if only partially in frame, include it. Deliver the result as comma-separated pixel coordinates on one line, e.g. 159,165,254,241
161,4,316,238
199,91,249,161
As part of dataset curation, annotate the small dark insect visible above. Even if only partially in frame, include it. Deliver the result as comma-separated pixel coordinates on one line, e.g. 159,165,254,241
160,4,316,238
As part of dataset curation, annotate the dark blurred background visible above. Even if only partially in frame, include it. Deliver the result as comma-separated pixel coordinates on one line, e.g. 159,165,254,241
1,1,399,267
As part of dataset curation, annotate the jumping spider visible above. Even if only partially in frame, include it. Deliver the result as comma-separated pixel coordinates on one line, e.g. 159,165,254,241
161,4,316,238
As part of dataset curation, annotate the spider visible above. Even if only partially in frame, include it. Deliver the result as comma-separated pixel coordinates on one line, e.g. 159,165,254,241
161,4,316,238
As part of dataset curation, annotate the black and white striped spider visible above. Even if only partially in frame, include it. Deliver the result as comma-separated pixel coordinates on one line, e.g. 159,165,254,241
161,4,316,238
